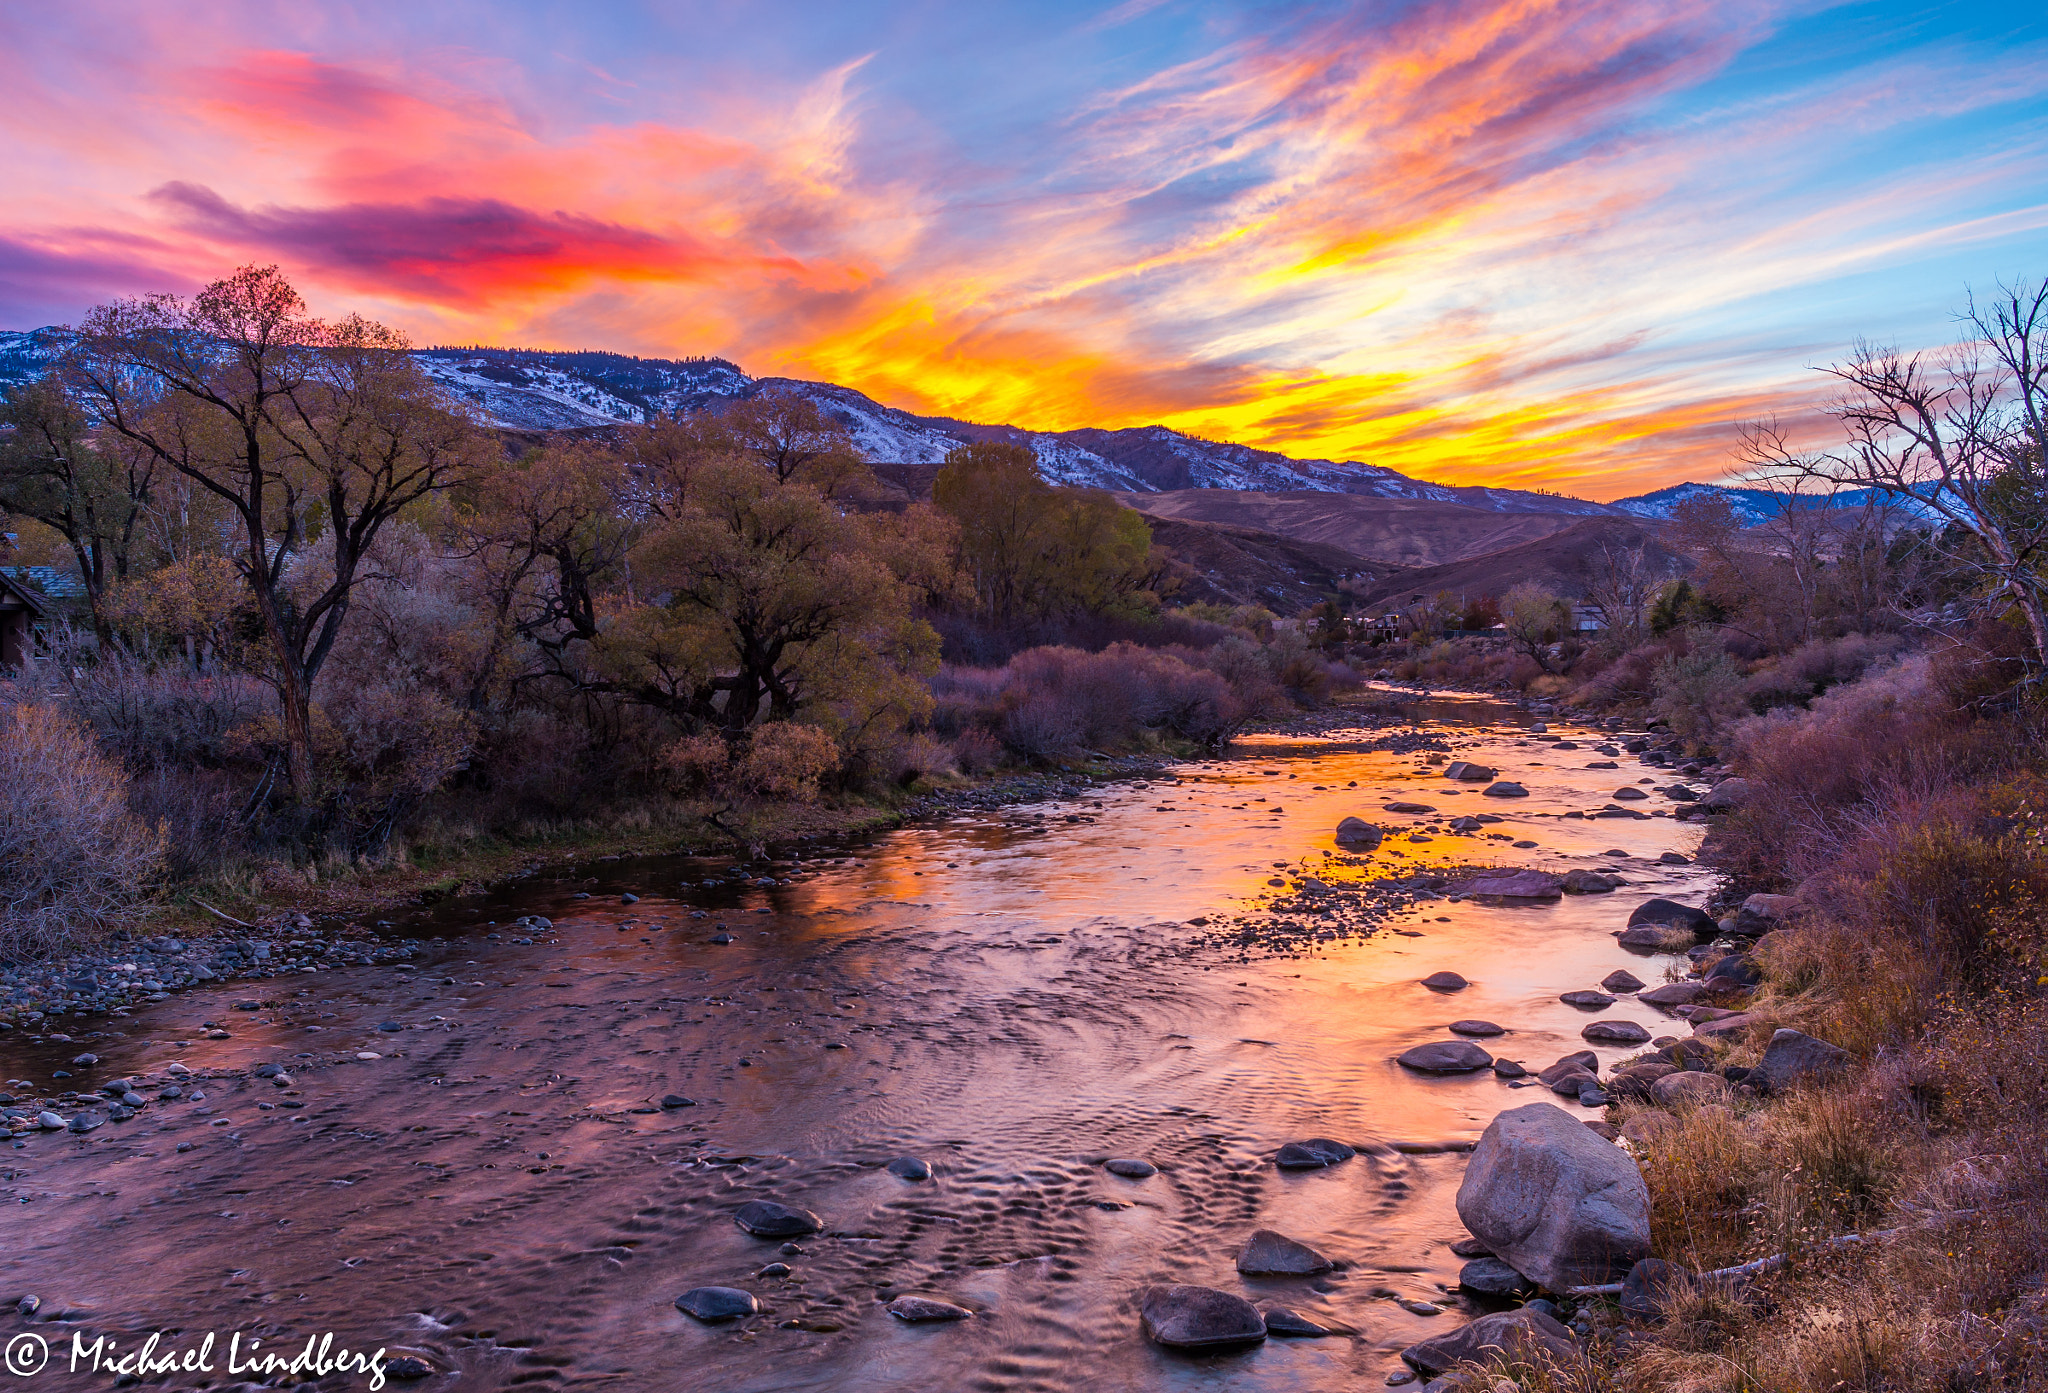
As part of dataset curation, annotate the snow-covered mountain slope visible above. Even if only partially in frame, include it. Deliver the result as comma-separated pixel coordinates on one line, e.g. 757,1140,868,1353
1608,480,1936,524
0,327,1906,522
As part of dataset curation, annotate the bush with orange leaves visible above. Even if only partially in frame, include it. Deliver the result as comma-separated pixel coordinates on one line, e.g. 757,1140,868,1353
0,703,166,960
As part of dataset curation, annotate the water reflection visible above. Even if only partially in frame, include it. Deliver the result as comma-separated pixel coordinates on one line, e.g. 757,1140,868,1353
0,694,1707,1392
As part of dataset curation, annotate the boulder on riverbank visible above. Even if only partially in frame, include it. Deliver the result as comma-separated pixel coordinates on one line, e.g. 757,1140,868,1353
1563,870,1624,893
1454,1102,1651,1291
1139,1285,1268,1349
1701,777,1754,812
1627,898,1717,939
1401,1308,1576,1376
1749,1028,1852,1092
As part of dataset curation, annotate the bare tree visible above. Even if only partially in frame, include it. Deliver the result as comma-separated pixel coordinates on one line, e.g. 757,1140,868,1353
1582,538,1661,650
66,266,490,806
1749,279,2048,663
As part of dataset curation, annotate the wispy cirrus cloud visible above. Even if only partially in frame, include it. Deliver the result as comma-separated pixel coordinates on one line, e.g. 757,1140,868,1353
0,0,2042,497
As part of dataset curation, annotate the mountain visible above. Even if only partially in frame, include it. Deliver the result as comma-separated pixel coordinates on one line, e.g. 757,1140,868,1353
0,329,1888,523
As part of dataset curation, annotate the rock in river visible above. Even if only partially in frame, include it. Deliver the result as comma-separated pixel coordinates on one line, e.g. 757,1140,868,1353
1448,870,1561,899
1105,1158,1157,1178
1638,982,1704,1009
1448,1020,1505,1037
886,1156,932,1180
1398,1040,1494,1073
1560,990,1615,1010
1237,1228,1334,1275
1421,971,1469,992
675,1287,760,1322
1140,1285,1268,1350
1581,1020,1651,1045
734,1200,824,1238
1384,802,1436,814
1335,817,1384,848
1401,1308,1576,1377
1275,1138,1355,1169
1454,1101,1651,1291
887,1295,972,1322
1600,970,1646,994
1458,1257,1535,1298
1626,898,1717,939
1261,1307,1333,1337
1444,761,1497,782
1482,781,1530,798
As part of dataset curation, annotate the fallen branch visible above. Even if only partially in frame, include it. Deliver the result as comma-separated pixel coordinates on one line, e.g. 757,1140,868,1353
1565,1209,1984,1296
190,898,255,930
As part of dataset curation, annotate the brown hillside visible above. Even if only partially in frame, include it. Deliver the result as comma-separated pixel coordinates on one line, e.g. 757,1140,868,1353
1144,516,1403,612
1114,489,1593,567
1352,516,1689,608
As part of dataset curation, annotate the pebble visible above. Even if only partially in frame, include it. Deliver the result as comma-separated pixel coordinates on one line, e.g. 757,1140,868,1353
1104,1158,1156,1178
661,1094,696,1109
756,1262,791,1278
886,1156,932,1180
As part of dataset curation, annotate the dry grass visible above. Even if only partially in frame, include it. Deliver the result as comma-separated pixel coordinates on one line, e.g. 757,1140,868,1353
0,702,167,960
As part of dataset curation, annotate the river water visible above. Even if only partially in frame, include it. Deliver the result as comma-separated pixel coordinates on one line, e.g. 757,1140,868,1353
0,693,1707,1392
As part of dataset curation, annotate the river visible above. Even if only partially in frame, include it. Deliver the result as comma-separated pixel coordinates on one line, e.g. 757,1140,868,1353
0,692,1708,1392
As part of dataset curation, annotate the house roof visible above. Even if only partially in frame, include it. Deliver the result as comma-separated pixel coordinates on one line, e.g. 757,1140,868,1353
0,565,85,601
0,569,48,615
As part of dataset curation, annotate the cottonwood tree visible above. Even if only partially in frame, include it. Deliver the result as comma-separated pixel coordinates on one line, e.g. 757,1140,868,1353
723,389,871,499
1748,278,2048,664
1500,582,1570,670
932,441,1157,623
0,379,157,642
600,458,935,739
66,266,491,807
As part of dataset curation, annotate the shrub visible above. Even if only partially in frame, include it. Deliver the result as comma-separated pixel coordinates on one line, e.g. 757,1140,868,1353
1652,647,1748,741
0,704,167,960
733,723,840,802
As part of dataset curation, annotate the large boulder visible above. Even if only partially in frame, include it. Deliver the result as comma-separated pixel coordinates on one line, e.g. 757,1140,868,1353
1236,1228,1333,1275
1454,1102,1651,1291
1703,954,1762,990
1700,777,1755,812
1401,1308,1577,1376
1139,1285,1267,1349
1335,817,1384,849
1605,1061,1679,1100
1748,1028,1851,1093
1483,782,1530,798
1627,899,1717,939
1448,870,1562,899
1399,1040,1494,1073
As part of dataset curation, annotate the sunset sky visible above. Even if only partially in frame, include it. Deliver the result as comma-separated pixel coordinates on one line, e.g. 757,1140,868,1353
2,1,2044,499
